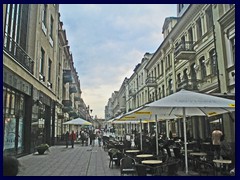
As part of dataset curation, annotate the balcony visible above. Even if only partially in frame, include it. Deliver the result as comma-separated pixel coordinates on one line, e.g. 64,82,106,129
62,106,73,113
62,100,72,107
74,96,81,101
129,89,136,97
63,70,73,83
69,111,78,118
174,41,195,60
69,85,77,94
57,113,64,119
177,79,198,91
145,77,157,87
4,33,34,74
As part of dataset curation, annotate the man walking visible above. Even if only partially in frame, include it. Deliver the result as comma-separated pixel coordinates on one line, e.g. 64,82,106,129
70,130,76,148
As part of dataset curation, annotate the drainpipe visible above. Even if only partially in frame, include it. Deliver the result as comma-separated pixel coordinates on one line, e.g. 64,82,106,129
212,4,221,93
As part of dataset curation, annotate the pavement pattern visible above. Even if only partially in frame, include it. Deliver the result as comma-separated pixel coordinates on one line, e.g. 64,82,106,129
17,141,199,176
17,145,120,176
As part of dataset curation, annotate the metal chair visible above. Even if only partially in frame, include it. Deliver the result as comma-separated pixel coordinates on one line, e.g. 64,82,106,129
120,156,136,176
108,148,120,168
197,160,215,176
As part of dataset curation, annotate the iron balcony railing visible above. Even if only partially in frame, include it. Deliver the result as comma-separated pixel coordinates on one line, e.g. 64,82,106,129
4,33,34,74
174,41,195,57
145,77,157,87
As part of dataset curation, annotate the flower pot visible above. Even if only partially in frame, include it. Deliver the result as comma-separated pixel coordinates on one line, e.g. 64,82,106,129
37,148,46,155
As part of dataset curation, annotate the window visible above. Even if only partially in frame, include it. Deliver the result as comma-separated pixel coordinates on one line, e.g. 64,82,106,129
190,63,197,80
40,48,45,75
157,64,160,77
206,6,213,31
48,59,52,82
169,79,173,94
196,18,202,40
209,49,217,76
42,4,47,26
199,57,206,79
188,28,193,42
161,60,164,75
166,54,171,69
4,4,21,49
183,69,188,81
230,38,235,64
162,85,165,97
158,88,161,99
50,16,54,38
177,73,181,83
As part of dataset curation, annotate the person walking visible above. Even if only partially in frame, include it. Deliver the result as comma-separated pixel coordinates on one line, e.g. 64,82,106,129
70,130,76,148
80,130,86,146
90,131,96,147
97,131,102,147
65,131,69,148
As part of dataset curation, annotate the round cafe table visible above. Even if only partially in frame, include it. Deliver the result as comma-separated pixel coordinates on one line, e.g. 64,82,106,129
125,149,140,157
213,159,232,175
125,150,140,153
142,160,162,165
136,154,153,158
190,152,207,156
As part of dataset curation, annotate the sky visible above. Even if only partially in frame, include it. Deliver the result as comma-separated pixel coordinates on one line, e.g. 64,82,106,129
59,4,177,119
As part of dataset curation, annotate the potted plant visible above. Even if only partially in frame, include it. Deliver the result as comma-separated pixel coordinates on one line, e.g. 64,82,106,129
36,144,50,155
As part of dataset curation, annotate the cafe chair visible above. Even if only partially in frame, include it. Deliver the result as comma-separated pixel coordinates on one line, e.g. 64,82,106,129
166,159,180,176
197,160,215,176
108,148,120,168
120,156,136,176
135,164,147,176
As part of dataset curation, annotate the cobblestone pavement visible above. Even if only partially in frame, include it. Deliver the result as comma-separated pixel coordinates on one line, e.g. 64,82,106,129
17,143,199,176
17,145,120,176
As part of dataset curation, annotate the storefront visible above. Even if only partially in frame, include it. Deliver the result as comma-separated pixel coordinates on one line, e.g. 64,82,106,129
3,67,32,156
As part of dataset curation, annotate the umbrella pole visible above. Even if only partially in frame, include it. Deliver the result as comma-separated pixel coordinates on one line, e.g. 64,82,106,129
155,114,159,155
183,108,188,174
140,119,143,151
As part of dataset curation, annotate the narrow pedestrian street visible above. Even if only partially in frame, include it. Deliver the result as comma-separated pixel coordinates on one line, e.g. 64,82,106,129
17,144,120,176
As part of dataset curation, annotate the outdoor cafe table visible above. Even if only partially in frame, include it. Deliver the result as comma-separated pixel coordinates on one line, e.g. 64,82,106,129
190,152,207,171
125,150,140,153
136,154,154,158
190,152,207,156
125,149,140,157
136,154,154,162
141,160,163,176
142,160,162,165
181,149,193,153
213,159,232,175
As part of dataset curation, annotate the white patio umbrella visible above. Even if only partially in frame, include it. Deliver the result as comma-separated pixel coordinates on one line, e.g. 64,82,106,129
115,107,176,154
140,89,235,174
63,117,92,126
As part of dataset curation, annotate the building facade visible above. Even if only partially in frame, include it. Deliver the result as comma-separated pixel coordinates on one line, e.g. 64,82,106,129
105,4,235,143
3,4,90,156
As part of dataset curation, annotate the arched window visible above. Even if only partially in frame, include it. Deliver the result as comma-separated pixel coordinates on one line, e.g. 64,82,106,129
169,79,173,94
183,69,188,82
199,57,206,79
209,49,217,76
190,63,197,80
